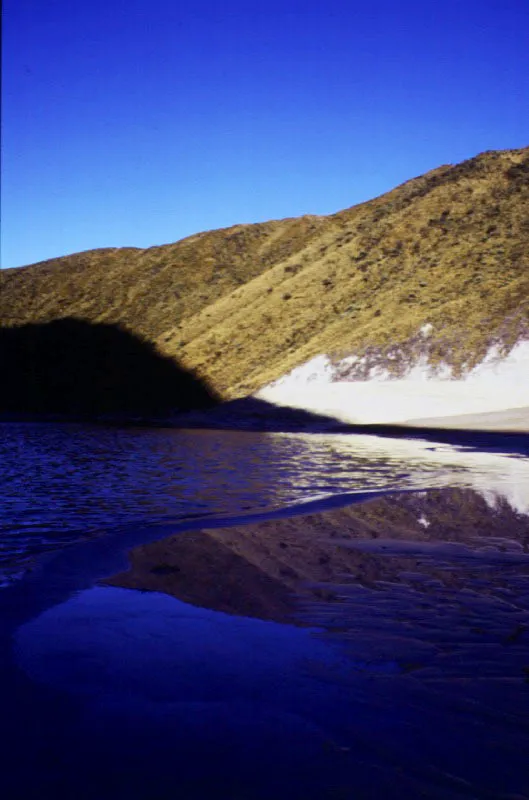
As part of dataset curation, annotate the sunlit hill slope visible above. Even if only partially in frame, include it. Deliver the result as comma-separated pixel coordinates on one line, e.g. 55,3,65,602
1,146,528,408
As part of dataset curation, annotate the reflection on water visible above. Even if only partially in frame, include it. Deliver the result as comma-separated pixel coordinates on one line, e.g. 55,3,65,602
107,488,529,628
1,421,529,583
12,488,529,799
12,588,371,800
2,421,529,798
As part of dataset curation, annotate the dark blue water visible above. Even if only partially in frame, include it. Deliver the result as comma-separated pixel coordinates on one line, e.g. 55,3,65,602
1,422,529,799
2,422,527,585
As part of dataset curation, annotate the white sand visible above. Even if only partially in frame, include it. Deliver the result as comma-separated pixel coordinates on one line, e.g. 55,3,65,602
256,341,529,431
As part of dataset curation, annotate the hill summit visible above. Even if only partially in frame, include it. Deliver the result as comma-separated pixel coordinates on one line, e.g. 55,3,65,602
1,146,528,427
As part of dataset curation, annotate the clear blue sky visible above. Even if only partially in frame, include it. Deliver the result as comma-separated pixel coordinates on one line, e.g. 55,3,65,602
2,0,528,269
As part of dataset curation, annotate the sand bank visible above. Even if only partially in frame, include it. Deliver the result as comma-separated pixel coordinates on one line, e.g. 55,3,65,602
256,341,529,432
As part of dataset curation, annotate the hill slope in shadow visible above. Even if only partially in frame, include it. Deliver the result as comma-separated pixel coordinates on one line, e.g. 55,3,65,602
0,318,219,417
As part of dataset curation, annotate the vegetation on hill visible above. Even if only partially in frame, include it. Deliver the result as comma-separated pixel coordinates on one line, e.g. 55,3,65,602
1,146,528,400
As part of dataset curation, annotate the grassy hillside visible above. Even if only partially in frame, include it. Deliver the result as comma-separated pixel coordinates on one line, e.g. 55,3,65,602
2,146,528,399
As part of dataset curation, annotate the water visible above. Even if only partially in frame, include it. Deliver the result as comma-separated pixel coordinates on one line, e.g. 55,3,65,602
1,422,529,798
2,421,529,585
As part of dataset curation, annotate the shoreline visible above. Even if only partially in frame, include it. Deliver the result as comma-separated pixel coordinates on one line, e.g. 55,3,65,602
2,403,529,448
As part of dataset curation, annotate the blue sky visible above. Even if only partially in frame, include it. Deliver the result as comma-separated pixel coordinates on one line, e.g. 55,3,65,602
2,0,528,269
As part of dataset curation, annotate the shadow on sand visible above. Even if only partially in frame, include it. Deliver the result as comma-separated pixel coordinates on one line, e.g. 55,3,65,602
176,396,529,457
0,317,219,417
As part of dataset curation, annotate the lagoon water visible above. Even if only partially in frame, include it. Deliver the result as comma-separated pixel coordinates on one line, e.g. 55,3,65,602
1,422,529,798
3,422,529,585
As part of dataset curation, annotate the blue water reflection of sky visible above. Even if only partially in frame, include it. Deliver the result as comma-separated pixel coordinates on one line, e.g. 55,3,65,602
14,586,364,799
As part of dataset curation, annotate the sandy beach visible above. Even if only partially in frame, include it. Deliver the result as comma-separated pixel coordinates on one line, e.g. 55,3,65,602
404,405,529,432
255,342,529,434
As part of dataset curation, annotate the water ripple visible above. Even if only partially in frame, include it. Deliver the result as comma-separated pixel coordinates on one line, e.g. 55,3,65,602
1,422,528,584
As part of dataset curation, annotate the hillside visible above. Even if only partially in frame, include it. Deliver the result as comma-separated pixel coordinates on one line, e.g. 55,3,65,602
1,146,528,405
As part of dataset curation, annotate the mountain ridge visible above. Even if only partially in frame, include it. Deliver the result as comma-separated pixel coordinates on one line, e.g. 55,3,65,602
1,145,528,406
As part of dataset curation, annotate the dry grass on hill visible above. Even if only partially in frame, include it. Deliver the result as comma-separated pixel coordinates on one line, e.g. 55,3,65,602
1,146,528,399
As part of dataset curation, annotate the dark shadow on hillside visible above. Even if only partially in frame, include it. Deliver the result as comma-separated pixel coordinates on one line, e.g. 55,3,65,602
0,318,219,418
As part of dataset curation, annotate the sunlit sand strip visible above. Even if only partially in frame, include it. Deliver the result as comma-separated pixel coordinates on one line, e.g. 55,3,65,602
403,405,529,432
256,341,529,430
